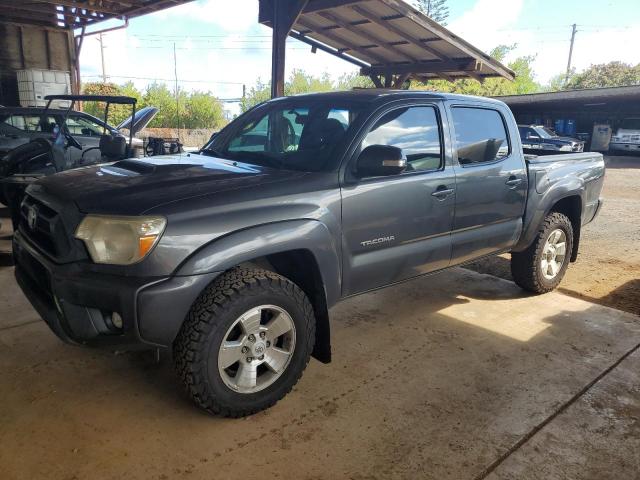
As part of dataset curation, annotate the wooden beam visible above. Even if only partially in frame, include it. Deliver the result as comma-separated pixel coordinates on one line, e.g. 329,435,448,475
350,4,447,61
297,17,388,65
0,9,59,27
316,10,418,63
392,73,410,88
361,59,478,76
369,75,383,88
380,0,515,81
289,30,369,68
0,2,111,23
27,0,122,15
271,0,309,98
303,0,366,14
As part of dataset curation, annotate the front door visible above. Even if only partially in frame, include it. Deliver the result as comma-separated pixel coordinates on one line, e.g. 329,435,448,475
341,103,456,296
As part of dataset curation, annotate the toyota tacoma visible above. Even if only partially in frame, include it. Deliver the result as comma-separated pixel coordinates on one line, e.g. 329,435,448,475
12,90,605,417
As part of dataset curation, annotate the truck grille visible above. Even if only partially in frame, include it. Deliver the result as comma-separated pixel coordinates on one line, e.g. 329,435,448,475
19,194,74,260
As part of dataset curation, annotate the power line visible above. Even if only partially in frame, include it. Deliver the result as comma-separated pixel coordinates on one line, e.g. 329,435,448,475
81,74,245,85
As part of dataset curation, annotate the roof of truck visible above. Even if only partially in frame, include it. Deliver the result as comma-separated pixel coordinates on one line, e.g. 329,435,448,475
271,88,506,105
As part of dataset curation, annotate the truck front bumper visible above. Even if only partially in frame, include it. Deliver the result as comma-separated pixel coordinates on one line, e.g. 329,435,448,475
13,230,219,349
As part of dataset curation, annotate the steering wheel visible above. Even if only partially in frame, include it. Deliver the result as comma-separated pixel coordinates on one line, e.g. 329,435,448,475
64,131,83,150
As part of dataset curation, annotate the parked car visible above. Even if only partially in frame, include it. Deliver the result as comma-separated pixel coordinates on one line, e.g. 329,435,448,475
0,104,157,163
609,118,640,154
518,124,584,154
13,90,604,417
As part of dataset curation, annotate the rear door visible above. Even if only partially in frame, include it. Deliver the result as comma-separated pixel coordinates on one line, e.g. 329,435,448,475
447,103,527,264
341,102,456,296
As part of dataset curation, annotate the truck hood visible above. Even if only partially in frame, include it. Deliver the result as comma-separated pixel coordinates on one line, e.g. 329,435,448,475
32,152,306,215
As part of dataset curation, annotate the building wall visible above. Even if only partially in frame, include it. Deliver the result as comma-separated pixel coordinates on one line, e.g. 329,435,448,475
0,23,73,106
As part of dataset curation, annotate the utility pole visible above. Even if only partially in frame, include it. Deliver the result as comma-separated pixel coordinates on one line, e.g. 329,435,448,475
564,23,577,86
173,42,180,140
98,32,107,83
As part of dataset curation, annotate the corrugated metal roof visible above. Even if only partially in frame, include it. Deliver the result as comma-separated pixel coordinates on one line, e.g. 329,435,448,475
0,0,195,29
498,85,640,106
261,0,515,83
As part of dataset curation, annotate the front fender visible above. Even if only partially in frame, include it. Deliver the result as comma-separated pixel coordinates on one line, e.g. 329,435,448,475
175,219,342,307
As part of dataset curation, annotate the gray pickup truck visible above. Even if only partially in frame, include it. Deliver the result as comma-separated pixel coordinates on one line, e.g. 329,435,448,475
12,90,604,417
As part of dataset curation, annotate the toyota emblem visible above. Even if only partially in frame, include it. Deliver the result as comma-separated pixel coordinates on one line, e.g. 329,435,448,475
27,205,38,230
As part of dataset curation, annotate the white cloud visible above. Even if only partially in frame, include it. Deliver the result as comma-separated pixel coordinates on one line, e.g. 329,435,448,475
154,0,258,32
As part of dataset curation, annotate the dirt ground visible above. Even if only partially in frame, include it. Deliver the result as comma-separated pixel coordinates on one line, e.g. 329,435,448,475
466,156,640,316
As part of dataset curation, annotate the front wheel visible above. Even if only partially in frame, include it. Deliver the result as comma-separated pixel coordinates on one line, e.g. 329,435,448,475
173,267,315,417
511,212,574,294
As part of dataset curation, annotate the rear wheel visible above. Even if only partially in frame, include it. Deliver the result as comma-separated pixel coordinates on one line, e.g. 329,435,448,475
173,267,315,417
511,212,574,294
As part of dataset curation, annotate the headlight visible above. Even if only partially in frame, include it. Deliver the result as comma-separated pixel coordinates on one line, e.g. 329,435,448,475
559,145,573,151
75,215,166,265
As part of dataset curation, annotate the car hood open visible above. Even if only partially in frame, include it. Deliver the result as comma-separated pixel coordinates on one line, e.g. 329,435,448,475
116,106,159,135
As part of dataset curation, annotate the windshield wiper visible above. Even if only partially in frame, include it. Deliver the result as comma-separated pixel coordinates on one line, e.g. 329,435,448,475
200,147,227,158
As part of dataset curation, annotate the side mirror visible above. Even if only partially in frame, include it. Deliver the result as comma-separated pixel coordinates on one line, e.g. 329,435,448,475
356,145,406,177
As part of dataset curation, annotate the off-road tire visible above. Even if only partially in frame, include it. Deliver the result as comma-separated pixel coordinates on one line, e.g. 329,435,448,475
511,212,574,294
173,266,315,417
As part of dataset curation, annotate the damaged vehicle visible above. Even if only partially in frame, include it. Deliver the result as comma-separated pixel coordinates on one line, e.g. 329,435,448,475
0,94,157,224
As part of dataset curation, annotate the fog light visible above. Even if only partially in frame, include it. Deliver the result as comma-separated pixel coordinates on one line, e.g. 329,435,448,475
111,312,123,329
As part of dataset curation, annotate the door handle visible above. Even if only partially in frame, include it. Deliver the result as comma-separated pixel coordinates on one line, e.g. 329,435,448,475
506,177,523,188
431,186,455,200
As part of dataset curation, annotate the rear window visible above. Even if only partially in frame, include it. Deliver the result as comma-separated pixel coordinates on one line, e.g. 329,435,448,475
452,107,510,165
1,114,58,133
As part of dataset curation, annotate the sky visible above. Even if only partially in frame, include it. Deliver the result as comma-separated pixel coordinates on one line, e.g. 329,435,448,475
79,0,640,114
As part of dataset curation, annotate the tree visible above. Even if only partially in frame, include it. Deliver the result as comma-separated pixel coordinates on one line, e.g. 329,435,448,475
413,0,449,25
81,82,137,125
411,44,542,96
240,69,374,112
565,62,640,89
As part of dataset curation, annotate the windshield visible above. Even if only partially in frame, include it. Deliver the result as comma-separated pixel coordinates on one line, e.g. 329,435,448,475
202,101,364,172
533,126,558,138
620,119,640,130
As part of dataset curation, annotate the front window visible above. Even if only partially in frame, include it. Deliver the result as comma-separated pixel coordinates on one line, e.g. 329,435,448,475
204,101,363,172
360,106,442,173
66,115,106,136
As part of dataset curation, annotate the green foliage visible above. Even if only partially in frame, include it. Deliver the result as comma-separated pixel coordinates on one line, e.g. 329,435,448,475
82,81,226,129
411,44,542,96
413,0,449,24
240,70,374,112
565,62,640,89
81,82,133,125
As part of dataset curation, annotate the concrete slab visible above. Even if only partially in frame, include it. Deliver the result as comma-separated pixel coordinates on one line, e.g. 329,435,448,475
487,349,640,480
0,267,638,480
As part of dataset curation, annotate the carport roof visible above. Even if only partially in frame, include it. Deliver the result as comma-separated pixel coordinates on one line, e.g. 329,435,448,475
498,85,640,108
0,0,195,30
260,0,515,83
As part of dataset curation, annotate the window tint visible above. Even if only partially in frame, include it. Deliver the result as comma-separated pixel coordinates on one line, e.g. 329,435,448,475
2,114,58,133
66,115,105,136
361,106,442,173
452,107,509,165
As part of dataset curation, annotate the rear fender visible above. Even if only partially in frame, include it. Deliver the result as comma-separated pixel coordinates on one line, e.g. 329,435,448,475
513,175,585,252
